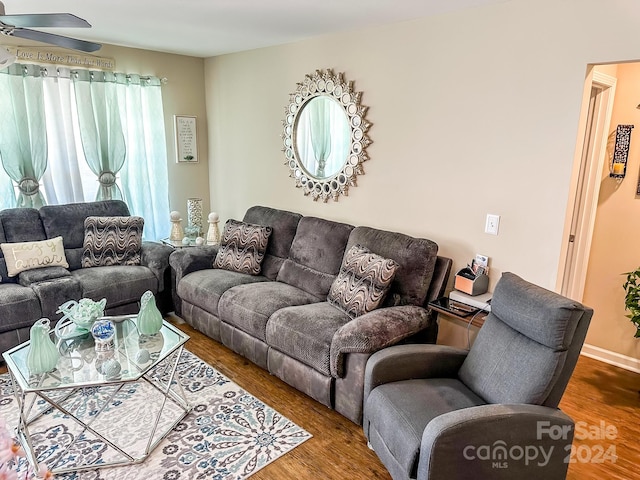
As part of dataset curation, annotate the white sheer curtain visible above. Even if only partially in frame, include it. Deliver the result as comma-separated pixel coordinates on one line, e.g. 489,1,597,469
41,68,89,204
116,74,170,241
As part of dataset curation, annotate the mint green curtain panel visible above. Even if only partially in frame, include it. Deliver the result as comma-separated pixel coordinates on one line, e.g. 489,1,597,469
0,64,48,208
73,70,126,201
116,74,170,240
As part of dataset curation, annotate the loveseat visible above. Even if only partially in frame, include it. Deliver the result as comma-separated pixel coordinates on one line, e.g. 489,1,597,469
170,205,452,424
0,200,174,353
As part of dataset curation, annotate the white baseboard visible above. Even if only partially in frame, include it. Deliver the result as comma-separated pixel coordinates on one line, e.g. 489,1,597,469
581,343,640,374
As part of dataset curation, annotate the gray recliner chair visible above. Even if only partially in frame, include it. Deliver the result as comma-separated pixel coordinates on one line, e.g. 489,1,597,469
363,272,593,480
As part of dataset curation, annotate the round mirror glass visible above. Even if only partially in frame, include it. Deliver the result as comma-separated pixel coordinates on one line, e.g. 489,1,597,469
294,96,351,179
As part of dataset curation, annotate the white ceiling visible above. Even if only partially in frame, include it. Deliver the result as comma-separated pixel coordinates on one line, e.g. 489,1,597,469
3,0,508,57
2,0,511,58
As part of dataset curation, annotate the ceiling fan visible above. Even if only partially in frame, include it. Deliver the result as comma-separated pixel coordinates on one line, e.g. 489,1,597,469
0,1,101,53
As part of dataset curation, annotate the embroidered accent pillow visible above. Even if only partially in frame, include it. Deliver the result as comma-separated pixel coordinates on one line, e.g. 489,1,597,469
328,245,398,318
82,216,144,267
0,236,69,277
213,219,272,275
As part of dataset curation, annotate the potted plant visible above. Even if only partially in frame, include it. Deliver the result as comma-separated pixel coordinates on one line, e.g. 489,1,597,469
622,267,640,338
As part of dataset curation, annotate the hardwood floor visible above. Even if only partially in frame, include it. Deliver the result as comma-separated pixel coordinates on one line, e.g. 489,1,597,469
2,319,637,478
175,319,640,479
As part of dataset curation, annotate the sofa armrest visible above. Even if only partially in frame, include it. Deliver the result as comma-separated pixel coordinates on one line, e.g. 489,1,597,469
140,241,174,290
168,246,219,285
363,344,469,402
330,305,434,378
419,404,575,480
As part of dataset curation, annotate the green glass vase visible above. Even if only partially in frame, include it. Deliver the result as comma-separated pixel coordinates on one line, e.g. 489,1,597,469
27,318,60,375
137,291,163,336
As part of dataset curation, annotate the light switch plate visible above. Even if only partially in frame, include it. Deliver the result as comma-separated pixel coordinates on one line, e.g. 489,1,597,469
485,214,500,235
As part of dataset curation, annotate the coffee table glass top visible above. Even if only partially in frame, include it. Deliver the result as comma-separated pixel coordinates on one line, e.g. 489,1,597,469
3,317,189,392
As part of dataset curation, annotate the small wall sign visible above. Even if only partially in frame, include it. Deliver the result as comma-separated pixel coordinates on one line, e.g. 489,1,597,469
174,115,198,163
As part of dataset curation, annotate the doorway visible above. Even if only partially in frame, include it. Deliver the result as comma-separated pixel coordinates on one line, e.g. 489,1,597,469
560,69,616,302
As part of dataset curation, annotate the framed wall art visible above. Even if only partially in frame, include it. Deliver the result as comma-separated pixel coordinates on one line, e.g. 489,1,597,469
174,115,198,163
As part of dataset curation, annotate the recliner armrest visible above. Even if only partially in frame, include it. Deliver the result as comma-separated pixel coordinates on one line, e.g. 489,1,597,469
363,344,469,401
140,241,174,290
419,404,574,480
330,305,434,378
168,245,219,284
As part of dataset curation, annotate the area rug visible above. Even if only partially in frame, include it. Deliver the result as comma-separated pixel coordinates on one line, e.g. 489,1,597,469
0,350,312,479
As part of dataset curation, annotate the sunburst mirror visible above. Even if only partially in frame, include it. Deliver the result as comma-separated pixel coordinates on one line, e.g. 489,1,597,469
282,69,372,202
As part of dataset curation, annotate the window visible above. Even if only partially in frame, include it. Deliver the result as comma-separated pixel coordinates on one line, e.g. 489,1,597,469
0,64,169,240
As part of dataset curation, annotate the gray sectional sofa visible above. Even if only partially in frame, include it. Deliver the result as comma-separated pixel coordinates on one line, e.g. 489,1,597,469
170,205,452,424
0,200,174,353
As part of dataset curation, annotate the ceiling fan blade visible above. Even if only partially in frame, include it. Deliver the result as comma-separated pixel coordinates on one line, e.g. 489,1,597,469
11,28,101,52
0,13,90,28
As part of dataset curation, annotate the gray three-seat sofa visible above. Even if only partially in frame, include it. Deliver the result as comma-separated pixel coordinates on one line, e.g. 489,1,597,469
170,205,452,424
0,200,174,353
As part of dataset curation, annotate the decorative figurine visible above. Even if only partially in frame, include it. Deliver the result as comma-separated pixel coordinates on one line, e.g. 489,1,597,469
27,318,60,375
169,211,184,242
137,290,163,336
206,212,221,245
91,318,116,351
195,236,205,246
187,198,204,236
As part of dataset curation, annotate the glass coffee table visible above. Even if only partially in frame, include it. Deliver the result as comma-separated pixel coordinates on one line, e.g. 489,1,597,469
2,316,191,476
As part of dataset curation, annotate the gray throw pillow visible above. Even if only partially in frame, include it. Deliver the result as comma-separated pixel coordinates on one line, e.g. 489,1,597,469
214,219,272,275
328,244,398,318
82,216,144,267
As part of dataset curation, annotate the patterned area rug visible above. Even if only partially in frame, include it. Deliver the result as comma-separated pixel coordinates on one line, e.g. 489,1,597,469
0,350,311,479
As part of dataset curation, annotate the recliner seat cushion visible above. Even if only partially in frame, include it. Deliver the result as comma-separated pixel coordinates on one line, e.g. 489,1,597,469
71,266,157,307
266,302,351,376
0,283,42,333
218,281,320,341
365,378,485,479
178,269,269,318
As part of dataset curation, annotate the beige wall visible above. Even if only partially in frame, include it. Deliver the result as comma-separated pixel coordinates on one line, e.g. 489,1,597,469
582,62,640,360
1,38,209,226
202,0,640,354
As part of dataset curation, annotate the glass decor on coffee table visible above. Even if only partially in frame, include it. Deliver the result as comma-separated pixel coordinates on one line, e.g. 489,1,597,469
2,317,191,476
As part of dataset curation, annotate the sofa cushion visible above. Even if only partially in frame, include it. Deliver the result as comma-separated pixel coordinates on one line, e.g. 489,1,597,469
18,266,72,286
82,216,144,267
1,237,69,277
218,281,320,341
365,378,485,479
328,245,398,318
346,227,438,307
242,206,302,280
0,283,42,334
40,200,131,270
177,269,269,317
266,302,351,376
214,219,272,275
276,216,353,298
71,265,157,307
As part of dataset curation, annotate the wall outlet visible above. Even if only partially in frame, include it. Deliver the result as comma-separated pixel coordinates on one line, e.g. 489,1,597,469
485,214,500,235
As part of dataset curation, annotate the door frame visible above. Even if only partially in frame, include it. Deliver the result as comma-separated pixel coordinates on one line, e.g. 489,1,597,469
557,68,616,300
